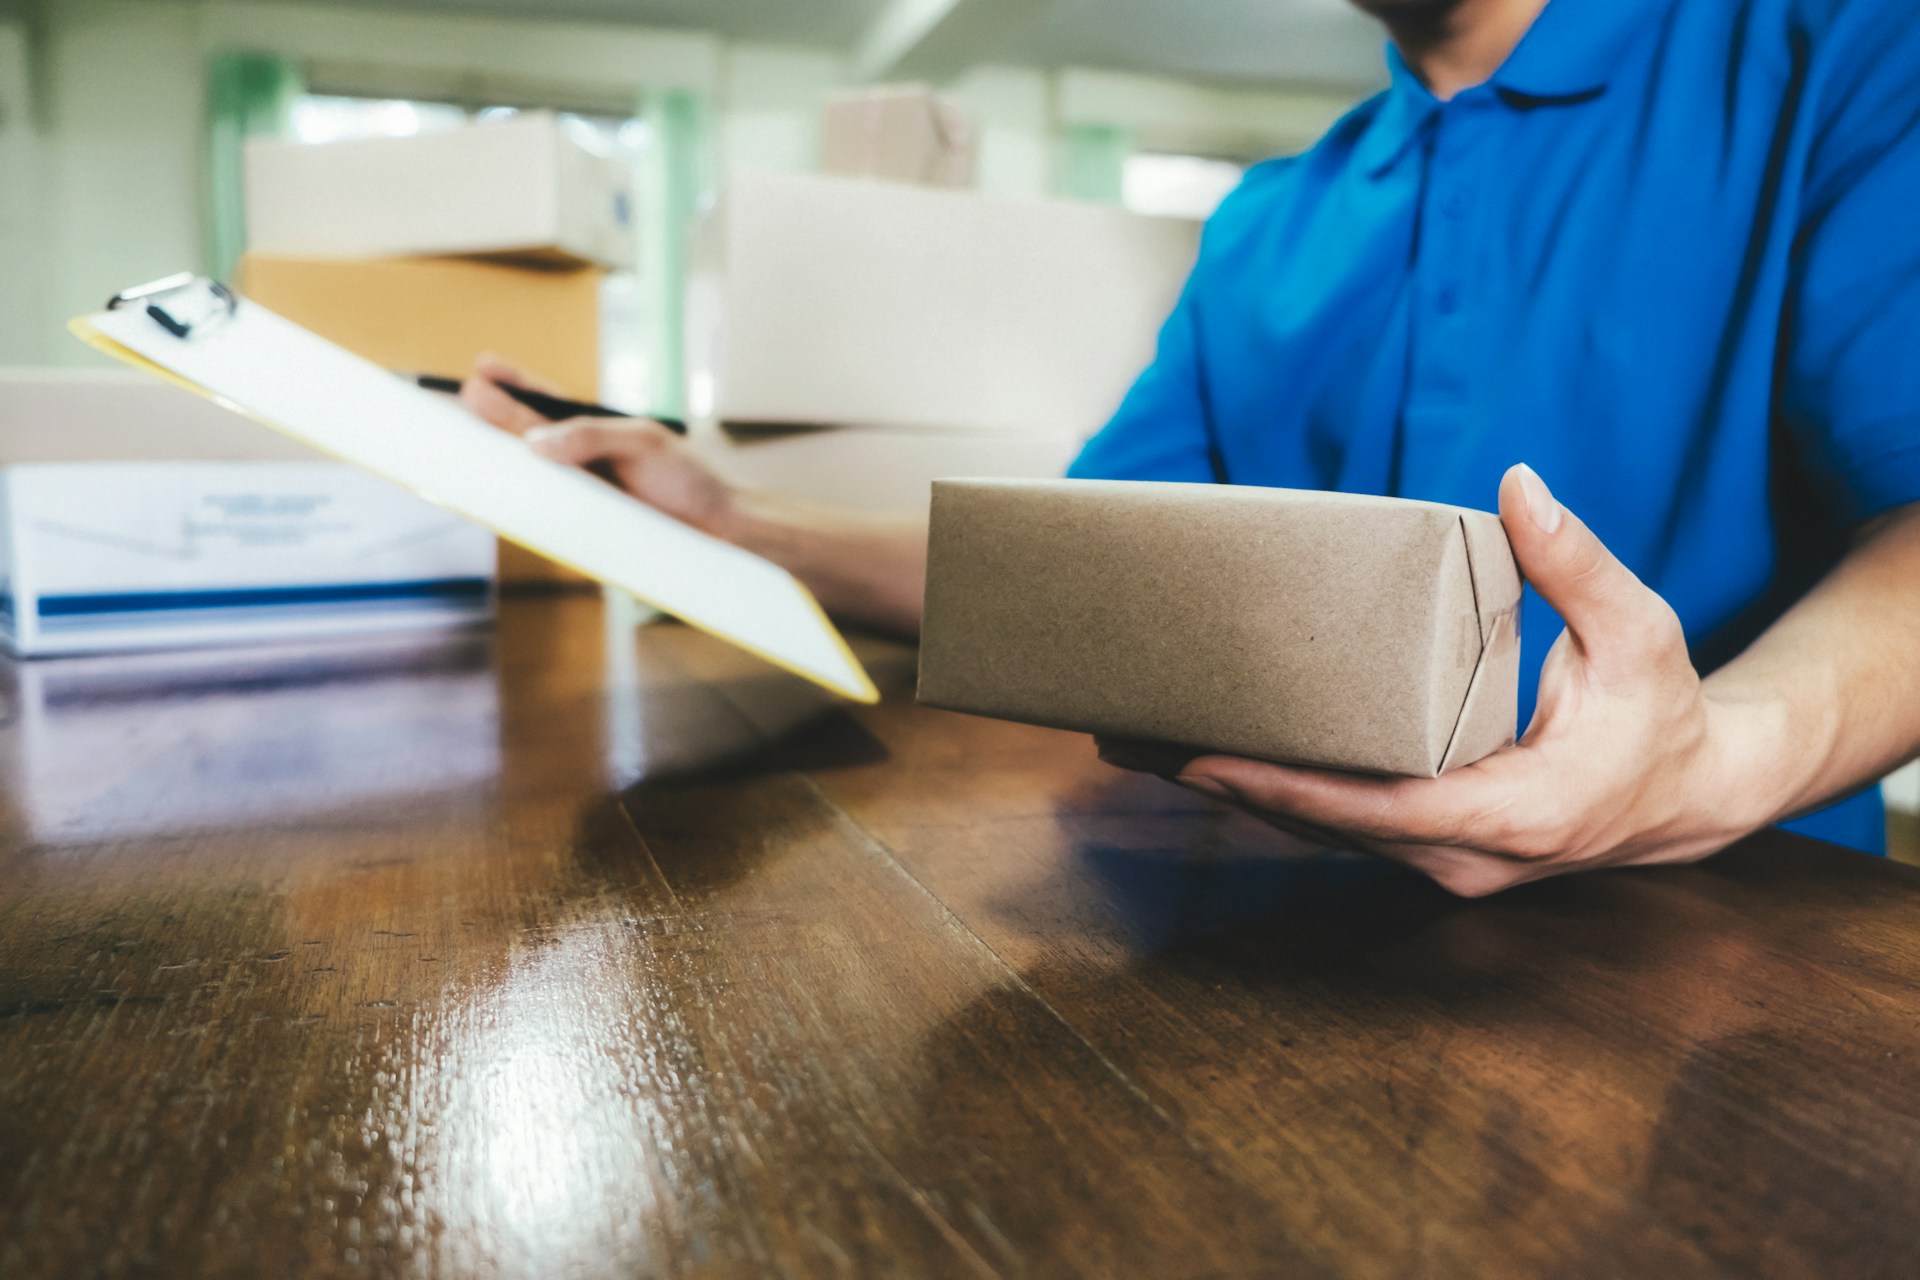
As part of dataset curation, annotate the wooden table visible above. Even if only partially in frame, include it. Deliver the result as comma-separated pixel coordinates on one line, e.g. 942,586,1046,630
3,594,1918,1279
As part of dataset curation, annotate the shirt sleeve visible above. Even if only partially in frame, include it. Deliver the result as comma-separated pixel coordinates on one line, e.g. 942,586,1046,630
1066,274,1221,484
1779,2,1920,525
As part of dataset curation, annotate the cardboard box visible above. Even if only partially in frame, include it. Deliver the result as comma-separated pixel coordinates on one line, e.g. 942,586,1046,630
820,85,978,188
237,253,603,586
236,254,602,395
918,480,1523,778
688,425,1084,514
0,369,321,463
0,462,496,656
687,170,1200,436
245,113,636,270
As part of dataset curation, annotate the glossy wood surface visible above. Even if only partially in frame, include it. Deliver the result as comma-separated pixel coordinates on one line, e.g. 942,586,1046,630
3,594,1919,1279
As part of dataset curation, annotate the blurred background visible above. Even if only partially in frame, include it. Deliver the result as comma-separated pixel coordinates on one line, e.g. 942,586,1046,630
0,0,1914,853
0,0,1386,385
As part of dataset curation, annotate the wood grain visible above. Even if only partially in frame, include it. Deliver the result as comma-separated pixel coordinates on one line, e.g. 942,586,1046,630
1,594,1917,1279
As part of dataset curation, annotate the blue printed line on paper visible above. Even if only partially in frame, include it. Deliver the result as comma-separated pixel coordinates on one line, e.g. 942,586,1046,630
35,578,493,619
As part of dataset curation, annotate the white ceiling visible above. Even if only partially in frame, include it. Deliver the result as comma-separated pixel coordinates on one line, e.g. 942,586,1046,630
1015,0,1386,91
230,0,892,46
250,0,1389,91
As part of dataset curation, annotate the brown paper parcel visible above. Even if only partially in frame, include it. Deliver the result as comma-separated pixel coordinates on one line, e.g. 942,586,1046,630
917,479,1523,777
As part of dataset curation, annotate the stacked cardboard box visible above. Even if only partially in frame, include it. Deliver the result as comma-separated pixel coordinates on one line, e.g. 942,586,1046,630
241,113,634,586
684,169,1201,515
244,112,635,268
820,85,978,189
233,255,602,406
0,368,318,464
687,427,1085,516
0,372,494,656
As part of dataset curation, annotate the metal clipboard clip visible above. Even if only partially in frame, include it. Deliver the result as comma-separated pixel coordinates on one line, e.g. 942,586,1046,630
105,273,237,339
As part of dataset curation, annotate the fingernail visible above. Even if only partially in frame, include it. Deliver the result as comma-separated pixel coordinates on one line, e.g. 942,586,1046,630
1176,773,1232,799
1514,463,1563,534
524,426,561,445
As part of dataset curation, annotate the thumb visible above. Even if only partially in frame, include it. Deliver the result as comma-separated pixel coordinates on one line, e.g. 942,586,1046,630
1499,464,1673,669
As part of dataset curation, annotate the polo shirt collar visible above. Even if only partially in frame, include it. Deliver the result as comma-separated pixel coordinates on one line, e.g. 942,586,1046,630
1354,0,1674,177
1494,0,1675,103
1353,46,1442,177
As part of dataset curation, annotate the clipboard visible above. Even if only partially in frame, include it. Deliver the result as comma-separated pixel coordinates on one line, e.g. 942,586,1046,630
71,274,879,704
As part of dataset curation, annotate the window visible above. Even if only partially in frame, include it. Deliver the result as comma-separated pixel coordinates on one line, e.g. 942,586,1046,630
290,95,469,144
1122,152,1247,221
290,95,647,160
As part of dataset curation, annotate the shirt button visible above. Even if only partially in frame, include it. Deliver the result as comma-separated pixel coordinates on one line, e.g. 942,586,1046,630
1442,188,1473,219
1437,285,1461,315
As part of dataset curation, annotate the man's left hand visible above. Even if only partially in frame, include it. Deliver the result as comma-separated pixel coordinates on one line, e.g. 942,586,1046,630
1100,465,1771,897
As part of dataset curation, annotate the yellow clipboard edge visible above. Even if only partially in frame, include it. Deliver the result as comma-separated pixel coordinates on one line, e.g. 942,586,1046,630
68,315,883,705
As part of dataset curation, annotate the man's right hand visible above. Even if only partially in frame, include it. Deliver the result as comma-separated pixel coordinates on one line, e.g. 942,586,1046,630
458,353,739,537
458,352,930,635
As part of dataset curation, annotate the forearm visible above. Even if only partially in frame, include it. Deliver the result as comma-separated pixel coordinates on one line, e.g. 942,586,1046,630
713,491,929,637
1703,503,1920,830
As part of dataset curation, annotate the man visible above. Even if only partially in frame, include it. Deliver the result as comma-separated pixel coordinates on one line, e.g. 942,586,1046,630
466,0,1920,897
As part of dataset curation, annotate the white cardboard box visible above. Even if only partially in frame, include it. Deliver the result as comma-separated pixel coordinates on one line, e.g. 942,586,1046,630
820,85,978,189
0,462,496,656
245,113,636,270
0,369,322,464
687,170,1200,436
689,425,1085,514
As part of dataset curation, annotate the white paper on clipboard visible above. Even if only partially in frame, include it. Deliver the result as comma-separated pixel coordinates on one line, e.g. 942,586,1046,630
72,294,878,703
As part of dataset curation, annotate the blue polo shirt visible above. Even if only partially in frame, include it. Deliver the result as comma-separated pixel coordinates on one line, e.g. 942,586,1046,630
1071,0,1920,854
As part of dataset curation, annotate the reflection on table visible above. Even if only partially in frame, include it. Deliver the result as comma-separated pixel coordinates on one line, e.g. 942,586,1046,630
1,593,1916,1280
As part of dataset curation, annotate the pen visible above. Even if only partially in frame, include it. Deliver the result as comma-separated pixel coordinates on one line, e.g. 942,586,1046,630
412,373,688,435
